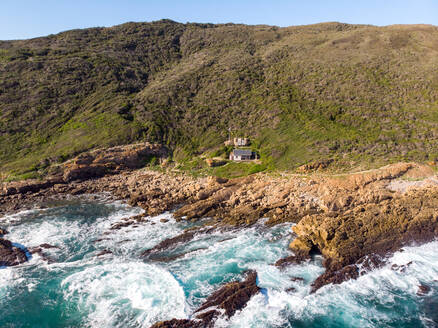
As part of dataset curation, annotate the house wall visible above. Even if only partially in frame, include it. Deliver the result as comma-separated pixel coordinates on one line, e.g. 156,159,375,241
230,152,255,161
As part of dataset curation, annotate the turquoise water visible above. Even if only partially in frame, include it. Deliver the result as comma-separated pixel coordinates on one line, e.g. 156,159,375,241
0,196,437,327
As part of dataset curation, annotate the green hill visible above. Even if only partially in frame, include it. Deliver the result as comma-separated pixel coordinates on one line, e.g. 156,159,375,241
1,20,438,177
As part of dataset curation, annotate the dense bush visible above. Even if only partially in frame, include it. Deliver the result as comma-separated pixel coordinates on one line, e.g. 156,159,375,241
1,20,438,175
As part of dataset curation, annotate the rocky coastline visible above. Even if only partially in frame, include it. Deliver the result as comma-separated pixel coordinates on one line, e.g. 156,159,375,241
1,143,438,325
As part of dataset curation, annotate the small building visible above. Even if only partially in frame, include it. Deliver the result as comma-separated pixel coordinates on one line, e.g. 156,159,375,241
224,137,250,147
229,149,256,161
233,137,249,147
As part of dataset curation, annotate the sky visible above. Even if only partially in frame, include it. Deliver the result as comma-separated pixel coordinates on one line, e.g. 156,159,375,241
1,0,437,40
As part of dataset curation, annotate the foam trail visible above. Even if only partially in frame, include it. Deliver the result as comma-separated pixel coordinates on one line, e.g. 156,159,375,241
62,261,187,327
224,241,438,328
1,197,438,328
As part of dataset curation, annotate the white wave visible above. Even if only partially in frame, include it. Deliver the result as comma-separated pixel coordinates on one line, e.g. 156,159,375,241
96,212,184,257
225,240,438,328
4,201,141,250
61,261,187,327
3,198,438,328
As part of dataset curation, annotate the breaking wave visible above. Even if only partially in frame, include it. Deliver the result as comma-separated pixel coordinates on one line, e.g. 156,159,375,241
0,196,436,327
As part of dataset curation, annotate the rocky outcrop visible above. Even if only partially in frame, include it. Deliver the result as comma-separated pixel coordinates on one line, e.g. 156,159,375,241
150,270,260,328
0,238,28,267
288,163,438,291
194,270,260,318
1,176,64,197
141,230,197,257
0,143,168,198
62,143,168,182
1,153,438,293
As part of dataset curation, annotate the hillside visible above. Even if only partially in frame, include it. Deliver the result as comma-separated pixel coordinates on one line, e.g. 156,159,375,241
1,20,438,178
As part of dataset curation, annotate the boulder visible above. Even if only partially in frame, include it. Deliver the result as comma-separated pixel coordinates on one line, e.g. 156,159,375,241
0,238,28,267
151,270,260,328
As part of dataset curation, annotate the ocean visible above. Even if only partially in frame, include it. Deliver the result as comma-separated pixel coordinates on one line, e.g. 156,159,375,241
0,195,436,327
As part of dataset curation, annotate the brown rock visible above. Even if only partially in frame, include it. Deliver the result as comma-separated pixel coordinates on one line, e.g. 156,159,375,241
96,250,113,257
417,284,431,296
150,319,200,328
150,271,260,328
275,253,310,267
195,270,260,318
141,231,196,256
0,238,28,267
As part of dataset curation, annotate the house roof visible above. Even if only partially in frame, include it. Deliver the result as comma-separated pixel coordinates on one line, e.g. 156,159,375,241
232,149,253,156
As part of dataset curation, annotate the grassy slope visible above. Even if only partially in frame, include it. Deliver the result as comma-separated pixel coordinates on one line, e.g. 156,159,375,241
1,20,438,177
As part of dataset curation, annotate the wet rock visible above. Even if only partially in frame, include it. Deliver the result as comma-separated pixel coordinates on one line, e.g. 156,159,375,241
96,250,113,257
290,169,438,291
0,228,8,235
417,284,431,296
39,243,58,249
0,238,28,266
311,264,359,293
275,253,310,267
110,221,134,230
310,254,385,293
148,247,209,263
152,270,260,328
150,319,200,328
290,277,305,282
141,231,196,256
391,261,412,273
195,270,260,318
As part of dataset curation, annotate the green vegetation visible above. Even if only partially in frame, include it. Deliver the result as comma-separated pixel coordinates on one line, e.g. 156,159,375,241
1,20,438,176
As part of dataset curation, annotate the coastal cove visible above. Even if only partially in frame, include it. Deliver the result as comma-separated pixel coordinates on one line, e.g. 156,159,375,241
1,144,438,327
1,11,438,328
0,196,437,327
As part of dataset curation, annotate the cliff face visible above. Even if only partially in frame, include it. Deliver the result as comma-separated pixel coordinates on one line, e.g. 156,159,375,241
289,163,438,290
1,21,438,176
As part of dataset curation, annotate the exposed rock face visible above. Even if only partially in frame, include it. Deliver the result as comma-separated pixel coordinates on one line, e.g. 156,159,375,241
205,158,227,167
0,143,168,198
150,270,260,328
62,143,168,182
0,238,28,267
1,177,64,197
289,163,438,291
1,147,438,294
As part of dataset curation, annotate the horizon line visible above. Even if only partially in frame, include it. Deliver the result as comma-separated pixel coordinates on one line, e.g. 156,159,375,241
2,18,437,42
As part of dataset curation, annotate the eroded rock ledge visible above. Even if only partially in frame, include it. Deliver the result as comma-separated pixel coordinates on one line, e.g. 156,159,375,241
1,144,438,291
288,163,438,291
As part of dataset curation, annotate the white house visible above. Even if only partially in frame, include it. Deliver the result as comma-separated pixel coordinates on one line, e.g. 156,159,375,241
229,149,256,161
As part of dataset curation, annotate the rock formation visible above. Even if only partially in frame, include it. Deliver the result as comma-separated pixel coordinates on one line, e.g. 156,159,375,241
0,238,28,267
1,143,438,292
150,270,260,328
288,163,438,291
